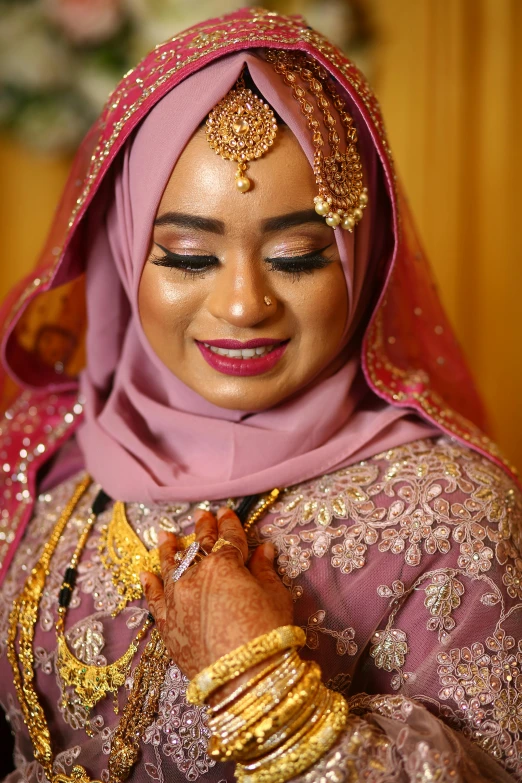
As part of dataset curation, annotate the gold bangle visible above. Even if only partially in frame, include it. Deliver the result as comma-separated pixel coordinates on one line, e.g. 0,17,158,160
209,652,303,730
236,689,348,783
208,650,296,715
231,660,315,738
229,664,322,761
186,625,306,706
240,680,332,771
208,658,311,760
239,666,323,761
209,665,299,756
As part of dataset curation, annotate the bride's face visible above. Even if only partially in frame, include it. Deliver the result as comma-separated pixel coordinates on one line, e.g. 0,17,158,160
138,124,348,411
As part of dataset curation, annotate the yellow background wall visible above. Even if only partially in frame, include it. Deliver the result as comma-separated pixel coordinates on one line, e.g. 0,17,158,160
371,0,521,471
0,0,520,470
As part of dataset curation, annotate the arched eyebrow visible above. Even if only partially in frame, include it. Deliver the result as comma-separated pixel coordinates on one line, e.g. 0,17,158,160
261,210,325,232
154,209,324,235
154,212,225,234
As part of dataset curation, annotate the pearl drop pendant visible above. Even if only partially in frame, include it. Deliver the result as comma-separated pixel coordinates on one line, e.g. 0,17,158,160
341,215,355,231
325,213,341,227
314,199,329,216
236,176,251,193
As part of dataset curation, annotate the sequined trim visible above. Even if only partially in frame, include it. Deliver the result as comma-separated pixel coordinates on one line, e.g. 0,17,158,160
0,390,83,578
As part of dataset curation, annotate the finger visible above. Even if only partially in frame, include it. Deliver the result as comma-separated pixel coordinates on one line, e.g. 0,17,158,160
158,530,179,582
140,571,167,627
248,543,293,617
216,507,248,563
194,508,218,553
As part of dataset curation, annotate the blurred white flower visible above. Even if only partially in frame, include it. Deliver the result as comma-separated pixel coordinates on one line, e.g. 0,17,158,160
125,0,248,56
298,0,352,50
42,0,124,45
0,5,72,89
76,65,119,111
17,101,86,154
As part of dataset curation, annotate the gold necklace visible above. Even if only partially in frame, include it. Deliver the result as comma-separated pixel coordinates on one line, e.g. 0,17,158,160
99,490,282,615
7,477,171,783
55,489,282,727
55,497,154,730
98,501,161,617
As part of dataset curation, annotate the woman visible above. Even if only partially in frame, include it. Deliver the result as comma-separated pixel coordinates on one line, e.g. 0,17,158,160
0,7,520,782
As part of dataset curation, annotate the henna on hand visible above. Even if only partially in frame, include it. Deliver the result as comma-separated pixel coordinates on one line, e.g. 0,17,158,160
140,507,293,682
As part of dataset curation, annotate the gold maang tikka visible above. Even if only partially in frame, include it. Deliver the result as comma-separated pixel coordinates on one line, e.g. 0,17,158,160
206,71,278,193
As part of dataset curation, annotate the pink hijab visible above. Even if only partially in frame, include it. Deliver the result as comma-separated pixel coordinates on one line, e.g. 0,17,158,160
76,52,435,503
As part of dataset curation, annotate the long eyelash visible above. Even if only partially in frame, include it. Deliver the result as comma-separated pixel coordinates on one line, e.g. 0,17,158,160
151,245,218,278
265,244,334,281
151,257,215,279
265,256,330,282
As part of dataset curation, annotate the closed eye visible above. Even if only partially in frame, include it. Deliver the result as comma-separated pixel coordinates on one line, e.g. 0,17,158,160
151,243,335,280
151,245,218,276
265,244,334,276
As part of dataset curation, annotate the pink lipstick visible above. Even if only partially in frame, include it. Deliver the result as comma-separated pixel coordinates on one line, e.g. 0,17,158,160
196,338,289,377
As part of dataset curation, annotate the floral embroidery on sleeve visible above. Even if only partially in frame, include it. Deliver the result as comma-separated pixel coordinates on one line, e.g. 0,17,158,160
437,625,522,778
369,627,414,690
303,610,358,656
424,572,465,644
260,437,522,595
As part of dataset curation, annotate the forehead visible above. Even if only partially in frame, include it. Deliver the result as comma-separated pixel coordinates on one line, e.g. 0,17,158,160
157,124,318,221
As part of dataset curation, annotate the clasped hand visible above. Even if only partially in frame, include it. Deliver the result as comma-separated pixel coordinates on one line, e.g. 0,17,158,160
140,507,294,686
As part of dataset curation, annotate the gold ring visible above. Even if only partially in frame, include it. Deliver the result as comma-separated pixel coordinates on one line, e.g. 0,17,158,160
211,537,245,563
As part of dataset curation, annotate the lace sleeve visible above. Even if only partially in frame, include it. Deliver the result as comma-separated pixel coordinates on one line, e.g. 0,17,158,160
259,440,522,782
294,694,514,782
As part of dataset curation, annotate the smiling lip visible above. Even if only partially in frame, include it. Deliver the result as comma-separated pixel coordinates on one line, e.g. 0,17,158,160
196,339,289,377
200,338,285,349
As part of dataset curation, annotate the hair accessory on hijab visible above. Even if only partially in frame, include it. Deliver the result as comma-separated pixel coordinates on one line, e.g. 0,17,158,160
267,50,368,232
206,71,278,193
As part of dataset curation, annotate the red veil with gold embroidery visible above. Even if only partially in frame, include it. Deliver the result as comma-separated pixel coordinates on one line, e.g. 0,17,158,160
0,8,516,584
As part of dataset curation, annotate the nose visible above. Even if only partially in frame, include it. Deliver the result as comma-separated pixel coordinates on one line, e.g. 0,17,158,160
206,254,276,328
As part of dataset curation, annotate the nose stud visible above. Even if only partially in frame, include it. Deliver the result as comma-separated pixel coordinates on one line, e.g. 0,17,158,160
264,296,273,307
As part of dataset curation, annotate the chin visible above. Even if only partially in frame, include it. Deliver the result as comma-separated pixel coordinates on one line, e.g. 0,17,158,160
204,393,276,411
196,382,287,411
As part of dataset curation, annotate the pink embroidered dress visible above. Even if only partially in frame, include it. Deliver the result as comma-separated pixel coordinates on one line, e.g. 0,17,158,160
0,8,521,783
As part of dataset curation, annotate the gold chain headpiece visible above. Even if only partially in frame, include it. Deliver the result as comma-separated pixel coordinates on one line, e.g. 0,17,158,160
267,50,368,231
205,54,368,231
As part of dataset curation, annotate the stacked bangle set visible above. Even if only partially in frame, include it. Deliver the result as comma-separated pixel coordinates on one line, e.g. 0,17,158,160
186,625,349,782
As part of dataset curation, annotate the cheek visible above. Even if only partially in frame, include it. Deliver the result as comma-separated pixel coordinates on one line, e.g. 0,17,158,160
293,264,348,352
138,265,199,347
